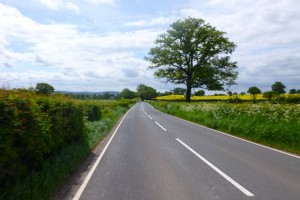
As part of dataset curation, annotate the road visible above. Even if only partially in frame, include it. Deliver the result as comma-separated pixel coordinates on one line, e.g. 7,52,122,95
73,102,300,200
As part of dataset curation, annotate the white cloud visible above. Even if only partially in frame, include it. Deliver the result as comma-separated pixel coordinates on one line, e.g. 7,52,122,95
85,0,118,6
1,0,299,92
38,0,61,10
37,0,80,12
176,0,300,92
0,3,163,91
179,9,203,18
124,16,176,27
65,2,80,12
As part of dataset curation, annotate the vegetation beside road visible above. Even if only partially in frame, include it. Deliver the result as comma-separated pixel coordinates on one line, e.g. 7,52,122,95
0,89,133,200
150,101,300,155
156,94,300,103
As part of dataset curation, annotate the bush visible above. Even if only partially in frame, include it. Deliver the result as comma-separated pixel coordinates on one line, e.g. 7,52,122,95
0,90,84,188
0,89,134,200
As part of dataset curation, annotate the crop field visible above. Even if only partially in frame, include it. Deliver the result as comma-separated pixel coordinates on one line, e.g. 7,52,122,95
150,101,300,154
156,94,300,102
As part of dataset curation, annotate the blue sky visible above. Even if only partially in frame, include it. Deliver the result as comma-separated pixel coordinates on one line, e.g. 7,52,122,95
0,0,299,93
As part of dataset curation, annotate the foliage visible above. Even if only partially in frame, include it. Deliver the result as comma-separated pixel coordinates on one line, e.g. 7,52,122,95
247,86,261,102
247,86,261,96
289,89,296,94
150,101,300,154
172,87,187,95
0,91,84,187
145,17,238,102
194,90,205,96
136,84,158,100
65,92,119,100
120,88,135,99
263,91,278,101
272,81,286,94
35,83,55,95
0,89,133,200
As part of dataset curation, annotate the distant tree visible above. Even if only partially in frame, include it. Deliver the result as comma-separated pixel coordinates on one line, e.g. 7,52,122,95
172,87,187,95
263,91,278,101
271,81,286,94
120,88,135,99
159,91,173,96
227,91,233,96
93,93,97,99
297,90,300,94
145,17,238,102
247,86,261,103
289,89,296,94
239,92,246,95
101,92,114,100
35,83,55,95
194,90,205,96
136,84,158,100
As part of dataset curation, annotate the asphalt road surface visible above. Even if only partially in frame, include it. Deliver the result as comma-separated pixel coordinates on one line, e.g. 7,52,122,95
73,102,300,200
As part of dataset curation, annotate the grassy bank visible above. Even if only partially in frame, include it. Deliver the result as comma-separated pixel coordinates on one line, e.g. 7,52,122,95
150,101,300,154
0,89,133,200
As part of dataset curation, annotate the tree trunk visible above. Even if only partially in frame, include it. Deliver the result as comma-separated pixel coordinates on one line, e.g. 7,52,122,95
186,84,192,102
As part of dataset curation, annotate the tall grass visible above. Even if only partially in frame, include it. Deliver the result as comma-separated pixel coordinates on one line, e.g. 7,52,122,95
150,102,300,154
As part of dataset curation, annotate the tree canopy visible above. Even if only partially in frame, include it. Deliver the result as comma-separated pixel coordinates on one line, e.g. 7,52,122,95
194,90,205,96
35,83,55,95
271,81,286,94
247,86,261,103
172,87,186,95
247,86,261,96
136,84,157,100
120,88,135,99
145,17,238,102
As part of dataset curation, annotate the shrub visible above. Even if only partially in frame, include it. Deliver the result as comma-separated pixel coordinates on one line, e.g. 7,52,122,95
0,90,84,188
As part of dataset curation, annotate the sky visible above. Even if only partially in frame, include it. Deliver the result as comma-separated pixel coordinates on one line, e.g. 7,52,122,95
0,0,299,93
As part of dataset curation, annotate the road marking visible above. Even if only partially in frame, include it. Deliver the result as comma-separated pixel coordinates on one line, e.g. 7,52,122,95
145,111,148,115
142,103,145,112
176,138,254,197
148,115,153,119
72,106,134,200
155,121,167,131
152,106,300,159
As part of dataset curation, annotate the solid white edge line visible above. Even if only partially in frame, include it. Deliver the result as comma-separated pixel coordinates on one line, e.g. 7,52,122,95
72,106,134,200
150,104,300,159
155,121,167,131
176,138,254,197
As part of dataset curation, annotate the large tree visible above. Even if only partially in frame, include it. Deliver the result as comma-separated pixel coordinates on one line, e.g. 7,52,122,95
145,17,238,102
